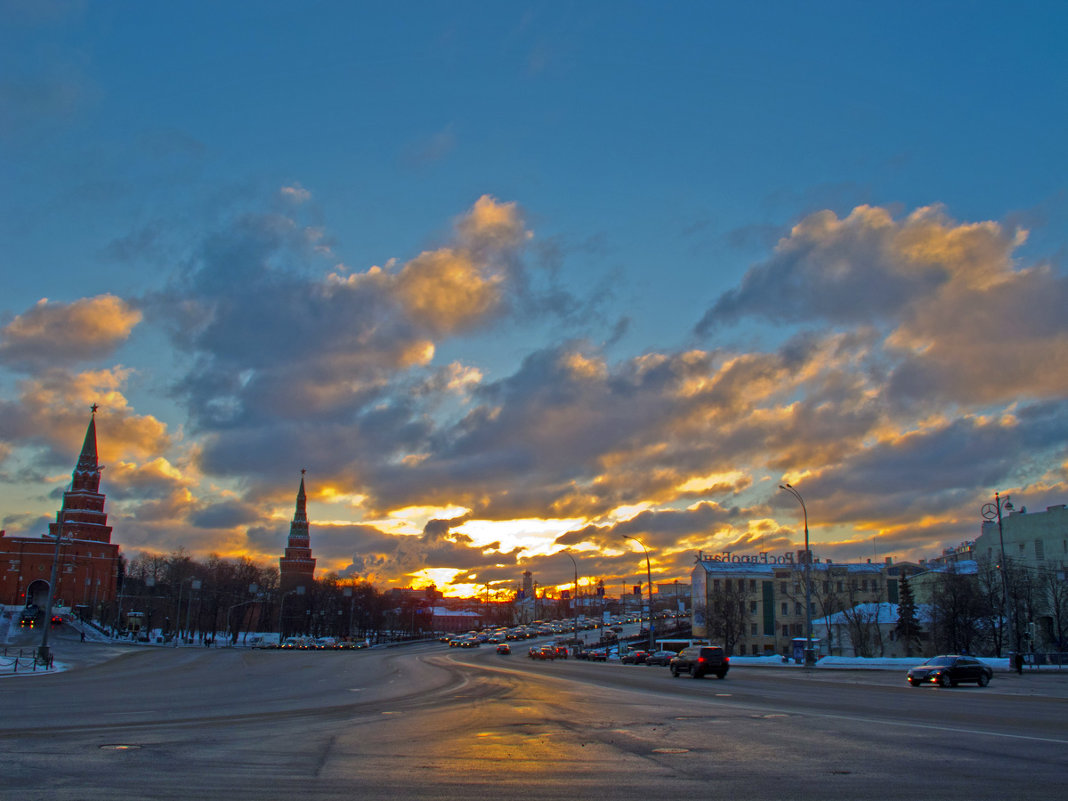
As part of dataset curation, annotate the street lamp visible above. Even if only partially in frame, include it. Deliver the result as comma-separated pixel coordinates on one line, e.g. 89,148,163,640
226,584,261,646
38,521,74,663
779,483,815,667
175,577,201,646
277,585,305,645
621,536,655,650
982,492,1020,673
343,585,356,641
564,551,579,641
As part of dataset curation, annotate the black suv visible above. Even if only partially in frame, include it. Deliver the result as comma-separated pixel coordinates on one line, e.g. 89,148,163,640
669,645,730,679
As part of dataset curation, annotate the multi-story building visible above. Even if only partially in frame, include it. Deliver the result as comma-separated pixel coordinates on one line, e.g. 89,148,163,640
690,550,924,657
973,503,1068,574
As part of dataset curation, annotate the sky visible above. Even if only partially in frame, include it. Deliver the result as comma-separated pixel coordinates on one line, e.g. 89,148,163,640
1,1,1066,598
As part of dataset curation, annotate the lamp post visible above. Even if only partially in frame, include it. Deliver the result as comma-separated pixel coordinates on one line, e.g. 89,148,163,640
224,584,259,645
621,536,655,650
175,577,201,646
38,521,73,663
982,492,1020,672
564,551,579,642
277,585,305,645
779,483,815,667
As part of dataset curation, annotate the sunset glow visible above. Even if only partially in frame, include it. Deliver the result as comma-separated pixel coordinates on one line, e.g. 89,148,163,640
1,4,1065,598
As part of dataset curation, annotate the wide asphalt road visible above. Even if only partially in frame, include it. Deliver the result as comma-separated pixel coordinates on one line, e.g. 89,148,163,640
2,635,1066,801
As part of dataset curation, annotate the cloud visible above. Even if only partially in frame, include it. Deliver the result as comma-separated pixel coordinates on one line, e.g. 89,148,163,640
0,295,142,370
697,204,1068,408
279,183,311,204
0,367,170,466
6,197,1063,591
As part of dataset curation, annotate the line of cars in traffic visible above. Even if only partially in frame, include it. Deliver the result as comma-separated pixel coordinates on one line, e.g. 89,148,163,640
558,641,998,688
446,618,997,689
442,618,602,650
271,636,370,650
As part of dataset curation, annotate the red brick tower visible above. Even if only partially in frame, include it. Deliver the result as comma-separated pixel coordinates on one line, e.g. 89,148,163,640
279,471,316,594
0,406,121,609
48,405,113,545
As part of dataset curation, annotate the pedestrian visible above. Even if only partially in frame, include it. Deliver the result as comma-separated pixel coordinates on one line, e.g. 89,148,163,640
80,630,86,642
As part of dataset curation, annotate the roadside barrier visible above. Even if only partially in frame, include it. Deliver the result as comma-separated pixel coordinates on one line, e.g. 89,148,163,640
0,648,53,674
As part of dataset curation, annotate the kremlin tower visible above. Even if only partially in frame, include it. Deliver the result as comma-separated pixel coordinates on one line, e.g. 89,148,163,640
0,406,121,609
48,405,113,545
279,471,316,594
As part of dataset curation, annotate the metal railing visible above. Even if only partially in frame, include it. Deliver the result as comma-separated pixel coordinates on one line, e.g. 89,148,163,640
0,647,54,674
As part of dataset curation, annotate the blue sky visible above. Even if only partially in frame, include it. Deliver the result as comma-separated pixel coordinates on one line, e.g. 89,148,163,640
2,1,1066,596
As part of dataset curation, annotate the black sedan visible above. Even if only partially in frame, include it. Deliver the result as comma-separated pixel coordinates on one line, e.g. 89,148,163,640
907,655,993,687
643,650,678,667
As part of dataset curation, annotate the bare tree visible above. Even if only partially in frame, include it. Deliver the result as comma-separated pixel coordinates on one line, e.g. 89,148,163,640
705,577,752,655
929,566,988,655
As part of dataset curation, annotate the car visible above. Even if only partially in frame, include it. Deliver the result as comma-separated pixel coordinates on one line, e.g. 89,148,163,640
670,645,730,679
50,615,63,626
621,649,650,665
907,655,993,688
19,606,40,628
643,650,678,667
496,643,511,655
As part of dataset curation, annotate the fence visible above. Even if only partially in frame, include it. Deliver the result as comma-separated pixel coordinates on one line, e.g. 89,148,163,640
0,648,53,674
1021,652,1068,671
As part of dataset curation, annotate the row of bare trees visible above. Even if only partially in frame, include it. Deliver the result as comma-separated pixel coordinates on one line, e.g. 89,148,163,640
929,558,1068,656
92,551,393,643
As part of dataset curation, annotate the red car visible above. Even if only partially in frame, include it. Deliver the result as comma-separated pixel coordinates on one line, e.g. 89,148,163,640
496,643,511,655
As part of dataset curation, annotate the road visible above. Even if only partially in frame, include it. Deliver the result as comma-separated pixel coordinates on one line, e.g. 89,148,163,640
1,635,1066,800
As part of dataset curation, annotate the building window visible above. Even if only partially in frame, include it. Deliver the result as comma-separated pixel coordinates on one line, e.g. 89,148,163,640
781,602,788,615
1035,540,1045,561
749,580,756,591
780,582,787,594
861,580,868,591
795,602,802,615
749,601,757,613
713,580,720,590
751,623,758,635
837,581,844,592
782,625,789,637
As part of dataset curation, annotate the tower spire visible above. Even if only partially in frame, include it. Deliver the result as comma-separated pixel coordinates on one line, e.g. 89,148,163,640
295,468,307,520
49,405,112,544
72,405,101,493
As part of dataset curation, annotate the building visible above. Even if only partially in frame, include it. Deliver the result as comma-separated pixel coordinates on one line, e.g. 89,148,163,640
429,607,481,632
812,602,935,659
973,503,1068,574
690,550,924,657
279,471,316,595
0,408,122,613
